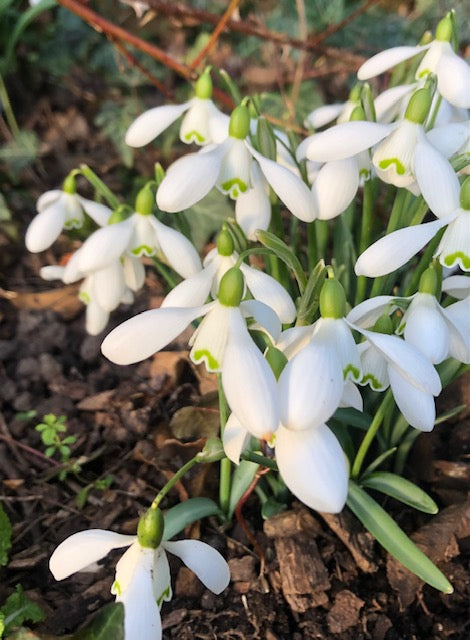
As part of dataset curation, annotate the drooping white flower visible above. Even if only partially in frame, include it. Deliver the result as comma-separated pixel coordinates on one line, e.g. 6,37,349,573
25,180,111,253
357,14,470,109
49,526,230,640
156,105,316,223
355,169,470,277
125,71,229,147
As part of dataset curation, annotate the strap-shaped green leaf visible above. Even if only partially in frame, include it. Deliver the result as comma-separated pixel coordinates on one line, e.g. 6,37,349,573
361,472,438,514
256,229,307,293
228,460,259,519
163,497,221,540
347,481,452,593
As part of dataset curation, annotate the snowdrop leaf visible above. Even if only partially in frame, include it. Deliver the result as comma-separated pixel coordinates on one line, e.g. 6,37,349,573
163,498,222,541
256,229,307,292
361,472,438,513
347,481,452,593
228,460,259,519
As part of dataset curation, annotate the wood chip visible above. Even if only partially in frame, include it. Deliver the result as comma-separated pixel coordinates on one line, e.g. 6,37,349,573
320,510,378,573
327,589,364,633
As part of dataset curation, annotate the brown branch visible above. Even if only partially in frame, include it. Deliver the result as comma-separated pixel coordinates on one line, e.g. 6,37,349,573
308,0,383,48
189,0,241,71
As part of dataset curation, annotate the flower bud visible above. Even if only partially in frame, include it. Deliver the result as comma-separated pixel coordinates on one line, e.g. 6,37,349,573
418,265,439,295
460,176,470,211
405,88,432,124
155,163,165,186
350,105,366,121
195,69,213,100
229,105,250,140
265,345,288,380
319,278,346,319
372,314,393,335
62,174,77,195
137,506,164,549
435,13,453,43
135,185,154,216
218,267,244,307
217,227,235,256
349,84,362,102
108,204,132,224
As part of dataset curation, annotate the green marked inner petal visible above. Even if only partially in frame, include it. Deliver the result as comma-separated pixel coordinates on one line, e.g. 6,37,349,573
192,349,220,372
79,291,91,304
184,131,205,143
417,68,431,79
111,580,121,596
157,586,171,607
220,178,248,197
378,158,406,175
443,252,470,270
64,218,82,230
361,373,384,391
132,244,154,257
344,364,361,381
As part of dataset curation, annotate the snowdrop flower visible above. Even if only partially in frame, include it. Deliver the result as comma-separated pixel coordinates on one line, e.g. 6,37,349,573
162,228,296,324
50,508,230,640
125,69,229,147
76,185,202,279
357,13,470,109
304,85,362,130
25,175,111,253
157,104,316,223
103,268,281,439
442,274,470,299
346,310,442,432
355,172,470,278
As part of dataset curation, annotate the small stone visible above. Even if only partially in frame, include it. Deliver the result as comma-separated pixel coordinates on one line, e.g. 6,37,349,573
327,589,364,634
228,555,257,583
174,567,204,598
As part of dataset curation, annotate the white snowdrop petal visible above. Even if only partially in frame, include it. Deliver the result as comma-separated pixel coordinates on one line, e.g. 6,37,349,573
442,275,470,299
250,147,316,222
222,309,279,438
190,303,231,371
403,295,449,364
62,250,84,284
125,103,190,147
304,103,345,129
156,145,224,212
414,140,461,217
92,263,125,312
49,530,135,581
102,305,207,365
315,318,361,381
443,297,470,363
358,45,427,80
208,106,230,144
388,367,436,432
123,257,146,292
115,546,162,640
25,203,66,252
437,53,470,109
152,547,172,605
78,220,134,272
436,212,470,271
276,325,313,360
180,98,213,145
235,163,271,239
372,120,418,187
241,264,296,324
222,413,250,464
426,122,470,159
85,301,111,336
40,265,66,281
275,424,348,513
346,295,397,328
358,328,441,395
340,380,363,411
312,158,359,220
77,197,112,227
355,217,452,277
240,299,282,343
164,540,230,594
279,339,344,430
162,267,214,308
37,189,62,212
149,216,202,278
374,84,415,123
217,138,252,198
305,122,392,162
358,342,389,391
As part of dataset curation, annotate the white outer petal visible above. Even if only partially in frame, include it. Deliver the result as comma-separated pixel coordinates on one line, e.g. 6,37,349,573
125,102,190,147
355,216,455,277
402,294,449,364
101,305,208,365
190,302,231,371
413,139,461,217
388,366,436,432
275,423,348,513
305,122,392,162
276,325,313,360
235,163,271,240
340,381,363,411
86,301,110,336
149,216,202,278
442,275,470,299
40,265,66,281
358,45,428,80
78,220,133,272
161,265,215,308
279,339,344,430
437,51,470,109
240,299,282,343
443,297,470,363
37,189,62,212
222,413,251,464
304,103,345,129
312,157,359,220
426,122,470,159
49,529,135,581
163,540,230,594
222,309,279,438
374,84,415,123
250,146,316,222
240,264,296,324
92,262,125,312
25,203,66,252
156,144,225,212
77,196,111,227
346,295,398,328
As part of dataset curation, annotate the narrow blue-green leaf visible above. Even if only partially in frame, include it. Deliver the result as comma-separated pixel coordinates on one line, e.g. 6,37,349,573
256,229,307,292
163,497,221,540
296,259,326,325
228,460,259,520
0,503,11,566
362,447,397,476
361,472,438,514
347,481,452,593
332,407,371,431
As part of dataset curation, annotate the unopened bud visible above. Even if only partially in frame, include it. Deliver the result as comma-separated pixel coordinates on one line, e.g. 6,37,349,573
350,105,366,122
435,13,453,43
217,227,235,256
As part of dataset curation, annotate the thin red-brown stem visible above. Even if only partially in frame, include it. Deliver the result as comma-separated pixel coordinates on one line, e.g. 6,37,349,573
308,0,382,47
0,433,60,466
189,0,241,71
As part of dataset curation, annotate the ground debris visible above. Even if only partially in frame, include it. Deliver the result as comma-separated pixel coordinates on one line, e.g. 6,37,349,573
327,589,365,634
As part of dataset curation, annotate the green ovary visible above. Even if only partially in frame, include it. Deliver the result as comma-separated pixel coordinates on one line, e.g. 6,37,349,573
184,131,205,143
361,373,384,391
193,349,219,371
443,252,470,270
221,178,248,198
378,158,406,175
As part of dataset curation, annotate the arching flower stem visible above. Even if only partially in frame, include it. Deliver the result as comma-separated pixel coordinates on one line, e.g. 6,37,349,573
217,374,232,515
77,164,120,210
355,178,375,305
151,456,200,510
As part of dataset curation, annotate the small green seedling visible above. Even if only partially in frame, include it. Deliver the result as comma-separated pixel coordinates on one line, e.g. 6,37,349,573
35,414,76,469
